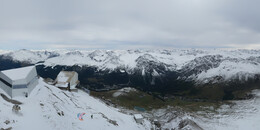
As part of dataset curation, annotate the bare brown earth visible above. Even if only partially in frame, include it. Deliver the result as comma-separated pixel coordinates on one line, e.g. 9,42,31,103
0,93,22,105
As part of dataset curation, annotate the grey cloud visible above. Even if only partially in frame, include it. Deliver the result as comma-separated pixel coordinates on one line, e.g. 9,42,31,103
217,0,260,32
0,0,259,50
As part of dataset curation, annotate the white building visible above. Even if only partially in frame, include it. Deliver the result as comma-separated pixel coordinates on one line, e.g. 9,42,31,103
0,66,38,98
55,71,79,91
134,114,144,124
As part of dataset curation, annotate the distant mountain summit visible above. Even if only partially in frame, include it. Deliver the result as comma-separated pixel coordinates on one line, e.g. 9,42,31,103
1,49,260,84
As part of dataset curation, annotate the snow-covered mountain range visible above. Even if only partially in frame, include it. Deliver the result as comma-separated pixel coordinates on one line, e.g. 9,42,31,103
1,49,260,84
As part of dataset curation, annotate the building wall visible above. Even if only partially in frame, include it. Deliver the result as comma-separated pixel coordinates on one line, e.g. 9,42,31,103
136,119,143,124
27,77,39,94
12,67,37,85
0,72,12,84
12,88,28,97
0,80,12,97
12,67,38,97
0,72,12,97
26,67,38,83
70,73,78,87
12,77,38,98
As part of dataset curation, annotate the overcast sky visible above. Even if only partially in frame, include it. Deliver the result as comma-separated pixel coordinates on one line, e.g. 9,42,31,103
0,0,260,50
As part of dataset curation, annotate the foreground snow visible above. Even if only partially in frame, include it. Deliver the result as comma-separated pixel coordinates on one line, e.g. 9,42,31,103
0,78,151,130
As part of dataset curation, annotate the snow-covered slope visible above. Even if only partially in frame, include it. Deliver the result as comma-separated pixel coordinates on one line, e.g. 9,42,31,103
2,49,60,63
142,90,260,130
1,49,260,83
1,73,260,129
196,89,260,130
0,78,151,130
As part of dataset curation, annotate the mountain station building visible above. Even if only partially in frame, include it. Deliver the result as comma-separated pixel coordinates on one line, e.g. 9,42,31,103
0,66,39,98
55,71,79,91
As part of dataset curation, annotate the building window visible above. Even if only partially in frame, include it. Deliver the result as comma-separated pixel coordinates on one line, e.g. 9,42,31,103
0,77,12,88
13,84,27,89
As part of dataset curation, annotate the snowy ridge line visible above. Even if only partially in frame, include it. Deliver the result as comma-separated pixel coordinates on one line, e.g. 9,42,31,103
1,49,260,83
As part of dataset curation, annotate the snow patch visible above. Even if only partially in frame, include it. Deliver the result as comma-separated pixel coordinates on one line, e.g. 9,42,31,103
113,87,137,97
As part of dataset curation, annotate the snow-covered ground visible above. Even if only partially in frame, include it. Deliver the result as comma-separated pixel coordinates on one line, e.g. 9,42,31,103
144,89,260,130
200,89,260,130
112,87,136,97
0,78,151,130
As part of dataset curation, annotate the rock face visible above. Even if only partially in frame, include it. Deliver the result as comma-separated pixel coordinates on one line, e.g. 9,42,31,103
12,105,21,112
4,120,10,125
177,119,203,130
180,55,223,78
12,105,21,116
0,127,12,130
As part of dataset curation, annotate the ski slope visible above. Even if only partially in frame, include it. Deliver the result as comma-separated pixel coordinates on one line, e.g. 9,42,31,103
0,78,151,130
